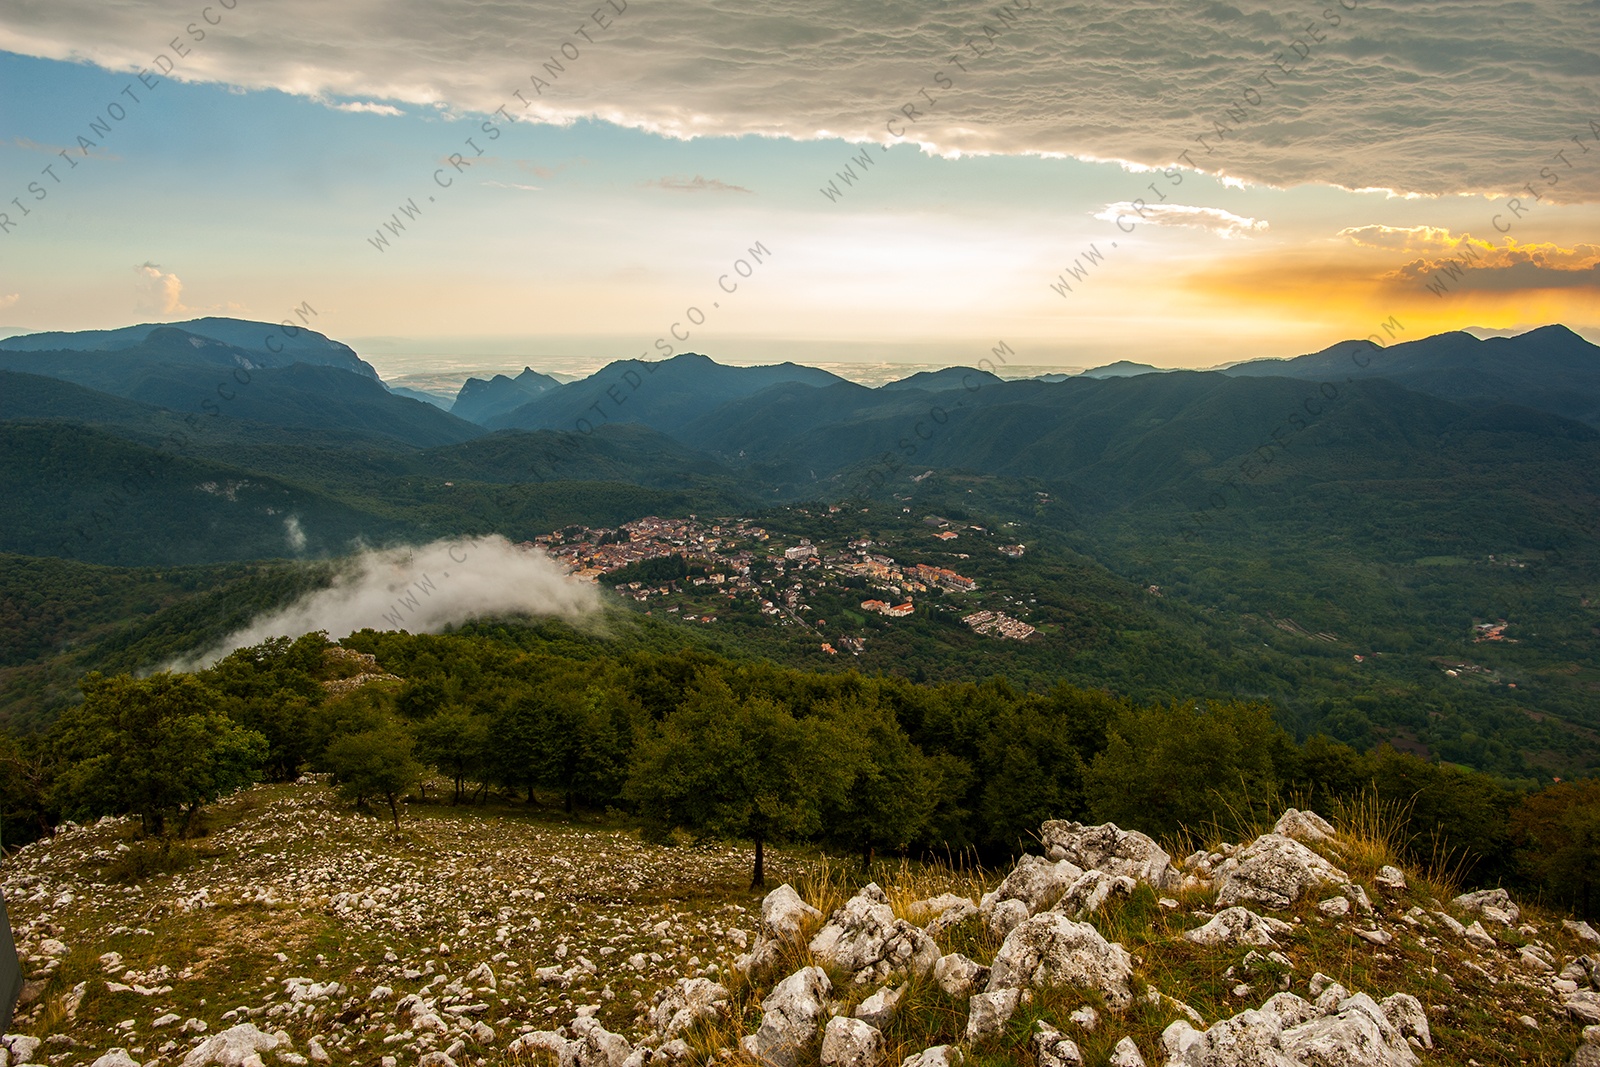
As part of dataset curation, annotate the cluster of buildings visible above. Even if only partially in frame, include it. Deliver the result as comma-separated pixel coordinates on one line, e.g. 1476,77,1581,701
528,512,1035,650
962,610,1036,640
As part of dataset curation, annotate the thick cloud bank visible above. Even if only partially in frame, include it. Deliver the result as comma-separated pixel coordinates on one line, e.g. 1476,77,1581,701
182,535,599,668
2,0,1596,199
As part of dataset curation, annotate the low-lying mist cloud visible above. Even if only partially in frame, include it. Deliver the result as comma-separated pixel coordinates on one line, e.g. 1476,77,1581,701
179,536,601,669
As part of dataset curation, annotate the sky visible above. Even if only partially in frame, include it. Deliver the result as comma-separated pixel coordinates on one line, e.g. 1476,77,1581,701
0,0,1597,379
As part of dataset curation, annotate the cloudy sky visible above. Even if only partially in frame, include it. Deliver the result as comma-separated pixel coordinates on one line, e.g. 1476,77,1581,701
1,0,1597,376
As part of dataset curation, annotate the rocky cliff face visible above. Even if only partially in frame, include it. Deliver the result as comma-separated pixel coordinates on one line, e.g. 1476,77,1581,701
3,789,1598,1067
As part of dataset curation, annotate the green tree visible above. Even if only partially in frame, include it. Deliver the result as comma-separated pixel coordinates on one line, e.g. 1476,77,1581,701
322,720,423,829
52,672,266,836
814,696,936,871
416,705,490,804
1083,699,1284,840
626,675,843,887
1512,780,1600,917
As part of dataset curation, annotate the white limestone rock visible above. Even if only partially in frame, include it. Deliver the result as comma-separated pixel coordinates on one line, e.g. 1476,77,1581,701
741,966,832,1067
1271,809,1337,843
1453,887,1519,927
1039,820,1180,889
181,1024,286,1067
964,989,1021,1043
932,953,988,999
820,1016,884,1067
985,912,1134,1010
809,884,940,985
1032,1021,1083,1067
1183,907,1293,947
1214,834,1349,911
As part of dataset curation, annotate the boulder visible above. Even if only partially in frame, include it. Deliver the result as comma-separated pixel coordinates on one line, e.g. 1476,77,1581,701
1453,887,1519,926
1183,907,1293,947
511,1032,574,1067
985,912,1134,1010
821,1017,884,1067
90,1052,139,1067
1055,870,1137,919
6,1037,41,1065
964,989,1021,1043
1214,834,1349,910
742,966,831,1067
933,953,988,999
1164,1009,1298,1067
1039,820,1179,889
1107,1037,1146,1067
1380,993,1432,1049
979,855,1084,934
182,1024,286,1067
648,977,729,1041
809,884,940,985
1032,1021,1084,1067
763,884,823,941
1272,809,1336,843
1565,920,1600,945
1279,993,1419,1067
854,985,902,1029
899,1047,962,1067
1568,991,1600,1026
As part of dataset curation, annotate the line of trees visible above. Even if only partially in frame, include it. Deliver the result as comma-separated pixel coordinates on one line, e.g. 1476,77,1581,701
3,628,1596,910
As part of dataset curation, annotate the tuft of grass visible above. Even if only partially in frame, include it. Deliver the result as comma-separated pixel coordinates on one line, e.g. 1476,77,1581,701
105,836,199,883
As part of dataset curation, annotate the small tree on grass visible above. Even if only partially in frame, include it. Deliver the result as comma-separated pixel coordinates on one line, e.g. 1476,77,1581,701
416,705,490,804
323,720,423,830
626,675,842,888
52,672,267,837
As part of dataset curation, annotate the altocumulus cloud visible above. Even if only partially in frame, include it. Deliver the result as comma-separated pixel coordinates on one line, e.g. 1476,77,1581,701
3,0,1596,199
177,535,600,669
1093,203,1267,238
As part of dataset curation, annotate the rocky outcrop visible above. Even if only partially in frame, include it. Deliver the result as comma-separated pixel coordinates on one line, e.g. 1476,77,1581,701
742,966,831,1067
809,884,940,985
1163,988,1426,1067
977,855,1083,937
180,1024,291,1067
646,977,728,1042
1039,821,1180,890
985,912,1134,1009
1213,834,1349,910
1271,809,1336,844
1453,887,1520,927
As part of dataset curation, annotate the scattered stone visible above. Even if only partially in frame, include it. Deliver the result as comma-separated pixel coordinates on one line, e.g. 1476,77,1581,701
899,1046,962,1067
1317,896,1351,918
1565,920,1600,945
1568,991,1600,1025
978,855,1083,936
932,954,988,999
820,1016,884,1067
182,1023,286,1067
1463,921,1499,952
90,1051,139,1067
853,985,902,1029
1054,870,1137,919
762,885,823,942
648,977,729,1041
1069,1006,1098,1031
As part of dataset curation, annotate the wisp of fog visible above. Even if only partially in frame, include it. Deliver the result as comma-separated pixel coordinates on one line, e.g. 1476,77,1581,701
176,535,601,669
